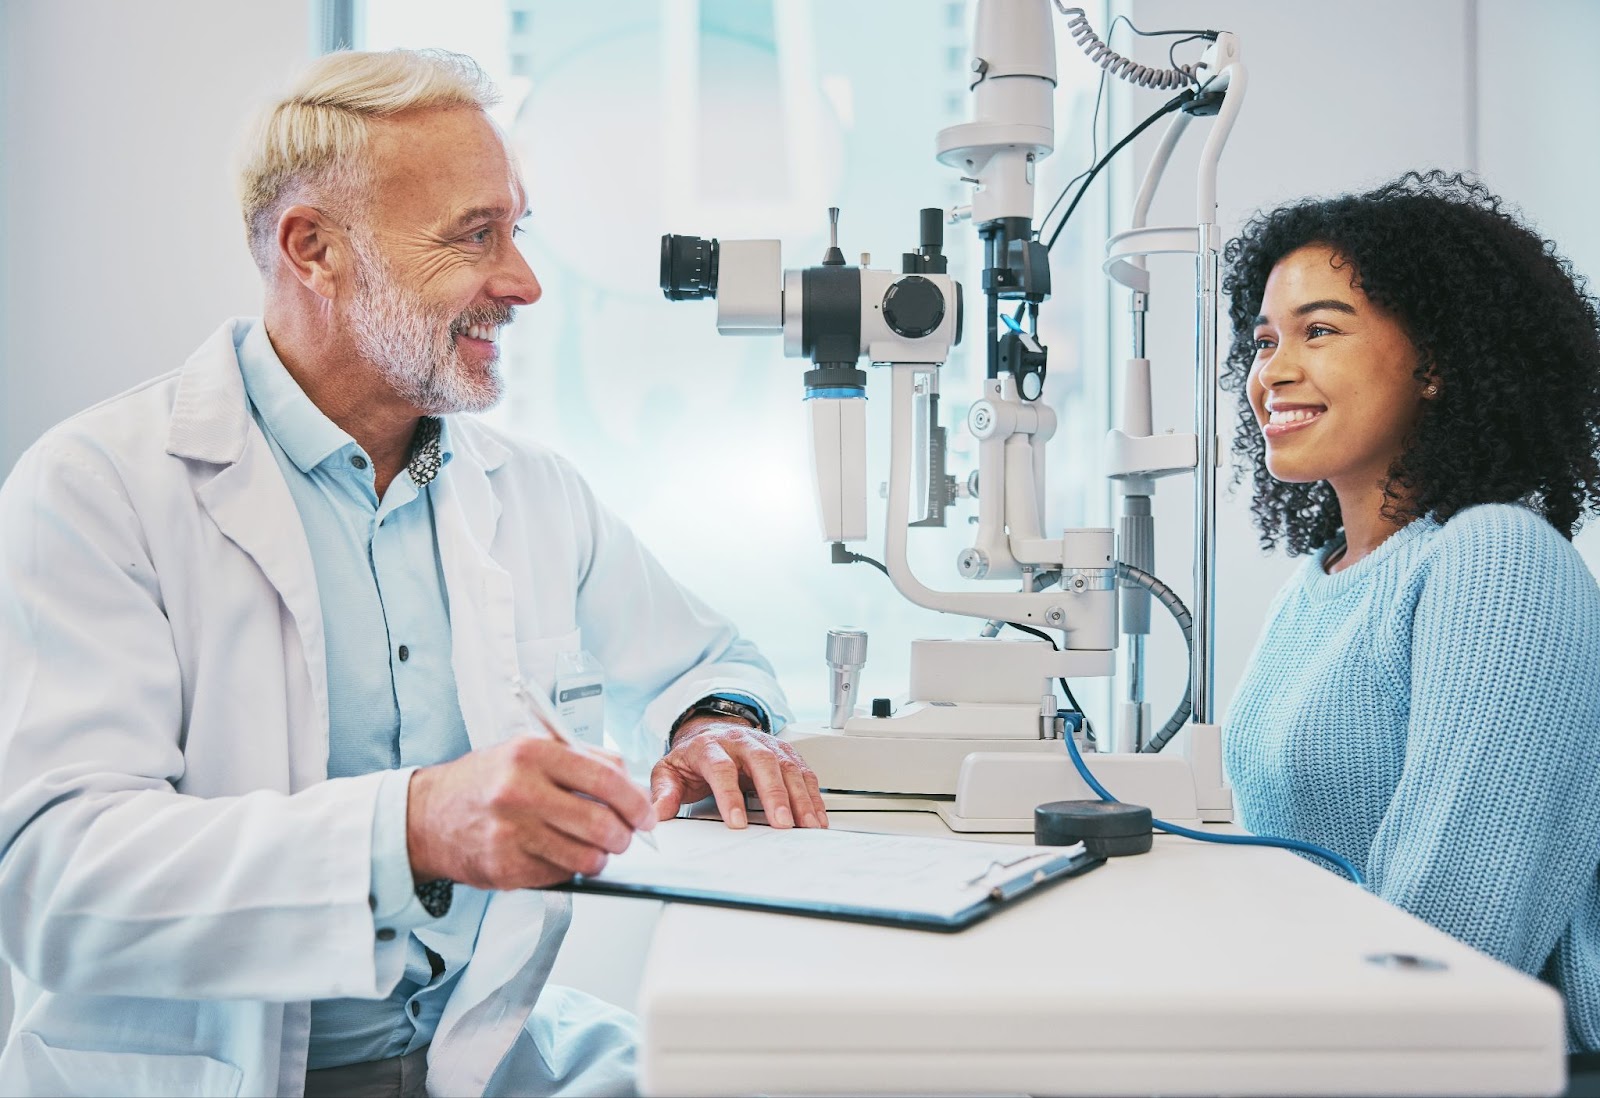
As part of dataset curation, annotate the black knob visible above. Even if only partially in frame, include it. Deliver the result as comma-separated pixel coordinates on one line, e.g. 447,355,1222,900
882,275,945,339
871,697,893,718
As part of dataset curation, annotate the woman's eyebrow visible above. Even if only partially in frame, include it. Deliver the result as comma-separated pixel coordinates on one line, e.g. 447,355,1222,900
1253,299,1358,326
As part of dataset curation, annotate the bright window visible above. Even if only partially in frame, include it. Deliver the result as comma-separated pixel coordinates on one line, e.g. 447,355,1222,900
354,1,1112,728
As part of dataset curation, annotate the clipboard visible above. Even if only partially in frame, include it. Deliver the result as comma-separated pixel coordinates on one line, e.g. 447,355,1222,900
552,818,1104,932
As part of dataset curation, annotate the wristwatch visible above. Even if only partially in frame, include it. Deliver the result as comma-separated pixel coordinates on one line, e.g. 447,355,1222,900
669,695,770,743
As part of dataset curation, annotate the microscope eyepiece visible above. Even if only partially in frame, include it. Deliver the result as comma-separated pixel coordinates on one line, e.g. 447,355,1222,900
660,234,720,301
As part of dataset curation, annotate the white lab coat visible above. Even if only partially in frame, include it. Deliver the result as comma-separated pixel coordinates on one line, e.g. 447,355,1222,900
0,319,789,1096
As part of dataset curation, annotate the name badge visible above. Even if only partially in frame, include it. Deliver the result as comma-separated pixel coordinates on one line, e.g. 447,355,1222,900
554,649,605,747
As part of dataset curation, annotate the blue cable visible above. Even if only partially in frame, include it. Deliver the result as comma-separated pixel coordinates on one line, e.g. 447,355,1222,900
1060,713,1366,886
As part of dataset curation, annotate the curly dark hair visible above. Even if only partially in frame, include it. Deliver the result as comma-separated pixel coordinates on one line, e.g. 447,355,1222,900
1221,170,1600,555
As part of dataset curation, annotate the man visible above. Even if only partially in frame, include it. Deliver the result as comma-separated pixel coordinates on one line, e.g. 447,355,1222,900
0,48,825,1097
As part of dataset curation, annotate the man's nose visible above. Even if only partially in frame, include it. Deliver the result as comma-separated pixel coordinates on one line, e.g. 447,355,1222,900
494,241,541,307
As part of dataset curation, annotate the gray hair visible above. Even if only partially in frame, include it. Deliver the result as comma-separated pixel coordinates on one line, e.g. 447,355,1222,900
236,49,499,271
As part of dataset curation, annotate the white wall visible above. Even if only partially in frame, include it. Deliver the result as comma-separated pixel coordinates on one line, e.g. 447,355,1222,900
0,0,314,1038
1120,0,1596,729
0,0,313,471
1475,0,1600,572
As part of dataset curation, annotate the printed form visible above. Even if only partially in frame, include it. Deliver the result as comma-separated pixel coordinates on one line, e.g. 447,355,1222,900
580,817,1087,922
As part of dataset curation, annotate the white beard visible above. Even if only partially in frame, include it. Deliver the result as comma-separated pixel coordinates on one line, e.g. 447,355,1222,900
345,233,505,415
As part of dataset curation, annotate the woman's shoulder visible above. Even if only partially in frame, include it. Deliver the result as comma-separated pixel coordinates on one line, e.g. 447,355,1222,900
1430,502,1584,572
1424,503,1600,617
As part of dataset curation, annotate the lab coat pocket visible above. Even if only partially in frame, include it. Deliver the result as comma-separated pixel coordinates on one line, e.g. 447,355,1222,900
8,1032,243,1097
515,628,582,701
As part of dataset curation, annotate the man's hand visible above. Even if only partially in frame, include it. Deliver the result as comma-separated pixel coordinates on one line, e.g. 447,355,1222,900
650,718,829,830
406,737,655,891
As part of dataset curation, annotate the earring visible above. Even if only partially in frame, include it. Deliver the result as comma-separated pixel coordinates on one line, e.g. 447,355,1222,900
1423,384,1439,398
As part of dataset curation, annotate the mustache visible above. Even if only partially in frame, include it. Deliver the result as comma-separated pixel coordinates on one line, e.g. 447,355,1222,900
450,302,515,333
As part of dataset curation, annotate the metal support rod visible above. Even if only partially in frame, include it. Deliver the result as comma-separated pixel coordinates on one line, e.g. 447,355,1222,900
1125,634,1147,750
1191,239,1221,723
1122,293,1151,751
983,230,1000,379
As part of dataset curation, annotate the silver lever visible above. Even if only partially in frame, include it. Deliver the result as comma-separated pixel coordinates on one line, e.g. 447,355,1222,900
826,628,868,729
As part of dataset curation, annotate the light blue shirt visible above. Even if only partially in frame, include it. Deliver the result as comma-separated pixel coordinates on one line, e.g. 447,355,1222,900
237,321,489,1069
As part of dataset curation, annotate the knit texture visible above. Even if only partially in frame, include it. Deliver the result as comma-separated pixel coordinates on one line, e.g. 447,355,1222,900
1226,503,1600,1052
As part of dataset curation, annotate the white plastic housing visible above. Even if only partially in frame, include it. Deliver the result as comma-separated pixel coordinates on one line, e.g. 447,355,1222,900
806,396,867,543
935,0,1056,224
714,239,783,334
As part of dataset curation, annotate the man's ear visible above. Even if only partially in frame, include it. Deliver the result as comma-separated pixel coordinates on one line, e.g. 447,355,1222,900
276,205,347,301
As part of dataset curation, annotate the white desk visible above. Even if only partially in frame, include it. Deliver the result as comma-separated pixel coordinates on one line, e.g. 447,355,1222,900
633,811,1566,1097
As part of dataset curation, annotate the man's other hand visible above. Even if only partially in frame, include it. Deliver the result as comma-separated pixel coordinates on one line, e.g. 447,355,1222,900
650,719,829,830
406,738,655,890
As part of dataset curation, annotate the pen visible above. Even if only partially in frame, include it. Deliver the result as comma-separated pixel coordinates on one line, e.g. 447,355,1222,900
511,676,660,853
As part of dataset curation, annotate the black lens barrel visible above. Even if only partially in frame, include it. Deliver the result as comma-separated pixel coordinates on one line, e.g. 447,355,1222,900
660,234,720,300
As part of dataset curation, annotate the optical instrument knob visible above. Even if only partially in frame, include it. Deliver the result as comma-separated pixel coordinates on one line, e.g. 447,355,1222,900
882,275,946,338
825,628,868,730
826,628,868,667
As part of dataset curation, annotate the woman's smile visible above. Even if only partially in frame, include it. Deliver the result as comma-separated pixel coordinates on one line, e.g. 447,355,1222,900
1263,401,1328,438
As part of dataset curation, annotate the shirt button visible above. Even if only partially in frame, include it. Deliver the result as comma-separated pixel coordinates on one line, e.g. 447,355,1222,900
351,455,368,470
376,927,396,942
410,1001,422,1017
398,645,410,662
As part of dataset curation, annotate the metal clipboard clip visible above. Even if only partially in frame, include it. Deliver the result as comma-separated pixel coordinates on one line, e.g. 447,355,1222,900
961,848,1083,901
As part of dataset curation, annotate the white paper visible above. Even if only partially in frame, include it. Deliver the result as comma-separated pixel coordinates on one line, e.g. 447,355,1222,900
584,819,1082,920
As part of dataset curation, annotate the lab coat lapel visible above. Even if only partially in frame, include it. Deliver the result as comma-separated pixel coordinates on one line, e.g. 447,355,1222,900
432,428,521,749
167,320,330,785
428,424,575,1093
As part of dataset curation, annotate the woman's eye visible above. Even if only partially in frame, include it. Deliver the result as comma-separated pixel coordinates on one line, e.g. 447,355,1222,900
1306,324,1335,339
1253,335,1275,351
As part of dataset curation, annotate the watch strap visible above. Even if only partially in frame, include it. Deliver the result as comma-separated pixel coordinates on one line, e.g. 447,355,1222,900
670,695,769,740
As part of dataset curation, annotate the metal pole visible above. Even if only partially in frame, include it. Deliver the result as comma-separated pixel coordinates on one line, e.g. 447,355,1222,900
1124,292,1150,750
1191,235,1220,723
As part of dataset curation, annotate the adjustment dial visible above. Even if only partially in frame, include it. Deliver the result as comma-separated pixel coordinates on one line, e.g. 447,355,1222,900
882,275,946,339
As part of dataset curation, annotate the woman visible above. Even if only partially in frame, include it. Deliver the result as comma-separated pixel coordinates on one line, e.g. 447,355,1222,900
1221,170,1600,1063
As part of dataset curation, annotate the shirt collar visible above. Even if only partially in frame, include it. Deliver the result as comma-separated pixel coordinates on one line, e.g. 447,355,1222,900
237,319,356,474
237,319,457,480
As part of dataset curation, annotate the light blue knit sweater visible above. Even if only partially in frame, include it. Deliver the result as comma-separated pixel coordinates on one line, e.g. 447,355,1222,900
1225,503,1600,1052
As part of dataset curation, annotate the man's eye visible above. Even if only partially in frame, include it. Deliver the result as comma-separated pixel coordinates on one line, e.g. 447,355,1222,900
512,224,525,239
467,227,493,245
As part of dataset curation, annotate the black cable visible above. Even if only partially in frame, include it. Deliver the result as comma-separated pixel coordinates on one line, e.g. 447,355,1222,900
1036,16,1215,241
999,619,1096,743
1001,560,1193,749
1036,70,1105,233
1092,14,1215,39
830,542,889,577
1168,32,1212,76
1012,89,1193,327
1011,90,1192,329
1044,88,1193,254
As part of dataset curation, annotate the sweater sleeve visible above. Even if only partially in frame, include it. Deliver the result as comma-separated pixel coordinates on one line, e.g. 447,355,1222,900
1366,505,1600,975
